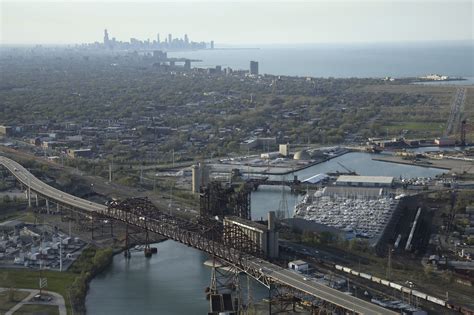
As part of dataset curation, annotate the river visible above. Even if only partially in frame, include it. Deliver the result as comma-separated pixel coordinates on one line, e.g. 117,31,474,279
86,240,268,315
86,152,446,314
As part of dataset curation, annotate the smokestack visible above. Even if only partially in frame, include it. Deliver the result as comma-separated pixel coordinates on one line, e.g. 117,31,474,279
268,211,275,231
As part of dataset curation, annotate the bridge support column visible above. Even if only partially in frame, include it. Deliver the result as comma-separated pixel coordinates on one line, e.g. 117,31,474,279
124,224,131,259
35,194,39,207
57,203,60,213
46,199,50,214
27,188,31,208
91,215,95,240
207,258,241,314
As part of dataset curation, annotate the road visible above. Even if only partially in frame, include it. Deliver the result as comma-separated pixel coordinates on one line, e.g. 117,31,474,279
247,258,396,315
0,155,398,315
0,156,107,213
445,87,466,137
1,288,67,315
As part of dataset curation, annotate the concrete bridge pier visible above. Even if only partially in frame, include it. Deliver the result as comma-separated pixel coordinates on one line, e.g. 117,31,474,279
57,203,60,213
35,194,39,207
26,188,31,208
46,199,50,214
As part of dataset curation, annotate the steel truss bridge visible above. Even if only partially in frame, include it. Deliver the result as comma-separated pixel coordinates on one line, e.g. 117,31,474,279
0,156,396,315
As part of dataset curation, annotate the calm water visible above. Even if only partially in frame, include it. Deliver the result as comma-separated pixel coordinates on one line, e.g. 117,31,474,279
86,241,267,315
87,153,446,314
170,41,474,78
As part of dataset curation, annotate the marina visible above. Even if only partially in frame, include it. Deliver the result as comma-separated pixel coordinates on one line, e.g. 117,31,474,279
294,187,399,245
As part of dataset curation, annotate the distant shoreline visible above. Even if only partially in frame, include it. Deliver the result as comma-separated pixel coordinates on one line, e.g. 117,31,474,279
211,47,260,50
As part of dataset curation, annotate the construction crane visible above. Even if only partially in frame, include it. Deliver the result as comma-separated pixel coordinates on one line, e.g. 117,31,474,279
337,161,355,174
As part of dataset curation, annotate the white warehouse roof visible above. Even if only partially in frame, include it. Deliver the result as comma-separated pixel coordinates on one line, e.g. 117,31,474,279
336,175,394,185
303,173,329,184
289,260,308,266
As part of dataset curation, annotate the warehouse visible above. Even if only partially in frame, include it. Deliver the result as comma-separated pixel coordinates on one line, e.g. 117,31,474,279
336,175,394,188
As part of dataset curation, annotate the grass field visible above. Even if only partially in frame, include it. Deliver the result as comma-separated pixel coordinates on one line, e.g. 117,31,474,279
360,84,456,139
0,269,75,314
0,290,29,314
464,87,474,142
14,304,59,315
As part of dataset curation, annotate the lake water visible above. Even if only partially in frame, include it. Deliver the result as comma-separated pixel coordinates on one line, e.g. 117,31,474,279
86,152,447,315
169,41,473,78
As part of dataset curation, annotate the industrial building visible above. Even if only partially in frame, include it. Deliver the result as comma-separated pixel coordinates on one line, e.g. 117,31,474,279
41,141,65,150
336,175,394,188
192,163,210,193
0,125,13,136
279,144,290,157
67,148,93,159
223,211,279,258
435,137,456,146
288,260,309,272
293,150,311,160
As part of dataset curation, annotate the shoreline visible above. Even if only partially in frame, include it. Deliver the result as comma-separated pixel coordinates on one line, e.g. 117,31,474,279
223,149,351,177
372,157,451,170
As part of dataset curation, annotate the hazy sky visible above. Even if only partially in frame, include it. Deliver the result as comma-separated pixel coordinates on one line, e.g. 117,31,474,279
1,0,472,45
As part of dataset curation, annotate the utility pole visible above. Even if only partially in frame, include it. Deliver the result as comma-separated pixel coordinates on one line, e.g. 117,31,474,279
108,162,112,183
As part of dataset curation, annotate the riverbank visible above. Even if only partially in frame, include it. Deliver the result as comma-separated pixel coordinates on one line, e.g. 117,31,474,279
0,246,114,315
86,240,271,315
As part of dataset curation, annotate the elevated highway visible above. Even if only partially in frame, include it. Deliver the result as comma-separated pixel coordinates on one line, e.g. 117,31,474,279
0,155,397,315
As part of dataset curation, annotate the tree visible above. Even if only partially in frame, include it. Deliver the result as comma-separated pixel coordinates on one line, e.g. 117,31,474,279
2,195,11,204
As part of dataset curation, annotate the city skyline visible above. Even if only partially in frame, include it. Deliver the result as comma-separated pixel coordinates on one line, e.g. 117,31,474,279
1,1,472,45
100,28,211,50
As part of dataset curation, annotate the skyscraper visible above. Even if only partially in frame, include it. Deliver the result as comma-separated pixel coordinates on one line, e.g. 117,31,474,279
103,29,110,45
210,40,214,49
168,34,172,44
157,33,160,43
250,61,259,75
184,34,189,44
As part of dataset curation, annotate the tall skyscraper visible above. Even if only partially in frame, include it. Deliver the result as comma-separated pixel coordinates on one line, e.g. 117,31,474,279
157,33,160,43
103,29,110,45
184,34,189,44
168,34,172,44
210,40,214,49
250,61,259,75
